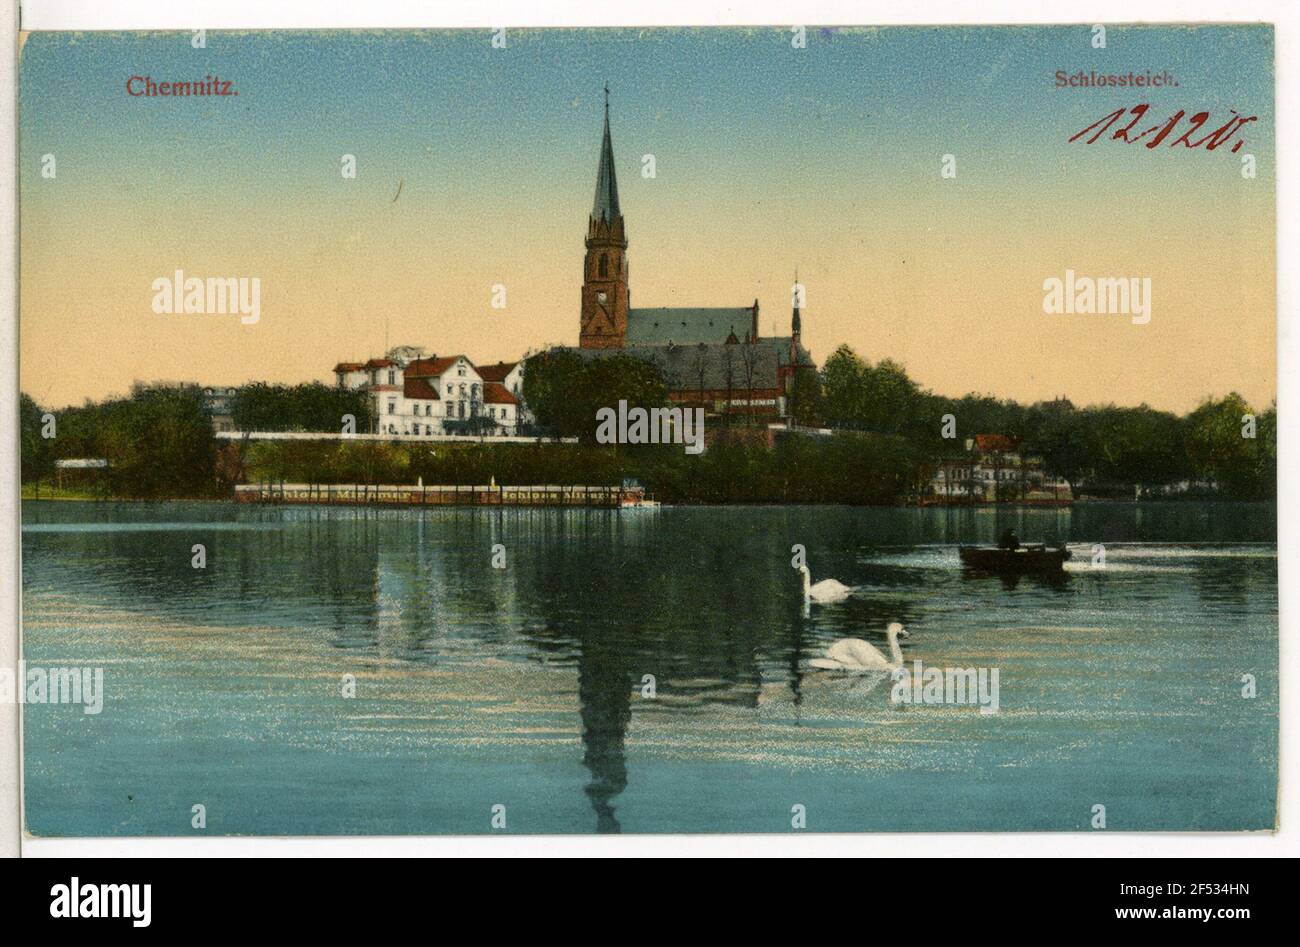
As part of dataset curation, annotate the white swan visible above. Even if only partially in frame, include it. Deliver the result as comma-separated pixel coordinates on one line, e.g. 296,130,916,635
800,564,853,604
810,622,909,671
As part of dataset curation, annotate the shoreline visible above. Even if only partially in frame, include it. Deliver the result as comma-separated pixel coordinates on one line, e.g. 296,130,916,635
19,488,1277,510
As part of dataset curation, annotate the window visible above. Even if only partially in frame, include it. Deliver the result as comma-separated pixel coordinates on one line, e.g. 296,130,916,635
387,401,395,415
599,254,608,277
388,371,395,385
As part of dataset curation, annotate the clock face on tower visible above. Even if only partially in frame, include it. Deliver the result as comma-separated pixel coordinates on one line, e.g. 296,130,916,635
597,292,607,303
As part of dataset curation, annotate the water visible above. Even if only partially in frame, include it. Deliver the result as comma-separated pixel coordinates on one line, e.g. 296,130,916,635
21,501,1277,835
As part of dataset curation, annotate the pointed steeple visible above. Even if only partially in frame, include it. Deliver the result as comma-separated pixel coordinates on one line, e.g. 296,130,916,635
591,82,621,223
791,269,802,338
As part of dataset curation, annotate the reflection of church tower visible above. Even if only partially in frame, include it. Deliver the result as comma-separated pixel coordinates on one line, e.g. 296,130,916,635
577,640,633,833
580,84,630,349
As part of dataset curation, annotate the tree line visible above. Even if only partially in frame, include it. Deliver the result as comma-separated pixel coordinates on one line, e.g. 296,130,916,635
20,346,1277,502
21,385,218,498
798,345,1275,499
230,382,373,433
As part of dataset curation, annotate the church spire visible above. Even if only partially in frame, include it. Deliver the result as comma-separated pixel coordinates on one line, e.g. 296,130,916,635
592,82,621,223
792,268,802,339
580,83,630,349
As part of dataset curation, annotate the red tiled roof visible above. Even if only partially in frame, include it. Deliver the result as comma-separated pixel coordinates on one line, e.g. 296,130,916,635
403,378,440,400
405,355,464,378
477,361,517,383
364,358,397,369
483,382,519,406
974,434,1020,452
333,362,365,373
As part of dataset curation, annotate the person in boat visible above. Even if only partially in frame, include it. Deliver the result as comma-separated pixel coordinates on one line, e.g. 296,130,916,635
998,528,1020,551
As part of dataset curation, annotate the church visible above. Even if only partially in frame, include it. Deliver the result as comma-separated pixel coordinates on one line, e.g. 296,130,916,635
571,89,814,420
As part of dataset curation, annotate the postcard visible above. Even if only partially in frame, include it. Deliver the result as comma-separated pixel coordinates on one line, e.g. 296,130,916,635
15,24,1276,837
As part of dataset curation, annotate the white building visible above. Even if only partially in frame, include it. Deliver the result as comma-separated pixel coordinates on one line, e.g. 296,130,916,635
477,361,530,429
334,349,523,437
201,385,239,433
927,435,1073,505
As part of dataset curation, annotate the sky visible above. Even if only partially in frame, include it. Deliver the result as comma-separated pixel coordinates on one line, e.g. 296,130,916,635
19,26,1275,412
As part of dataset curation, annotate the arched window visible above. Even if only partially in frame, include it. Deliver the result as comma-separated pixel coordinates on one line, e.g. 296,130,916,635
599,254,608,278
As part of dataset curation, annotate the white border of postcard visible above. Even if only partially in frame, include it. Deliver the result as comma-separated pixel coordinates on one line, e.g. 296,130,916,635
3,0,1296,858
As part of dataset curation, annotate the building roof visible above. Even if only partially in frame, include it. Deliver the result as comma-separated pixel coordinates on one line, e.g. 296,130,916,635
364,358,397,369
403,378,440,401
483,382,519,406
477,361,518,383
757,336,816,367
405,355,466,378
592,88,620,223
974,434,1021,452
626,307,756,346
562,342,781,392
333,362,365,373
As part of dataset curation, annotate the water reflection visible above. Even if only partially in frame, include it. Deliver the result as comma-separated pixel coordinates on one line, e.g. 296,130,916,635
21,500,1279,834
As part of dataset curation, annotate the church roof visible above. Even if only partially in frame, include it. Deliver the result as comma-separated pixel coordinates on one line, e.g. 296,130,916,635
626,307,755,346
592,88,620,224
561,342,782,392
757,336,816,367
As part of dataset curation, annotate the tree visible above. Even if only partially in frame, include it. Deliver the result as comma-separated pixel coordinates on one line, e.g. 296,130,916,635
20,393,55,484
819,344,868,428
1185,393,1274,498
230,382,372,433
522,350,668,442
788,369,823,427
688,344,712,407
720,345,737,425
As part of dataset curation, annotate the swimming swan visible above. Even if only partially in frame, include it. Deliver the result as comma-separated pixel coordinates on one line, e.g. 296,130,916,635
810,622,909,671
800,564,853,604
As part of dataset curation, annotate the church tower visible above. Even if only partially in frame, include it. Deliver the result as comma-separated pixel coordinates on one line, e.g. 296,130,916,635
580,84,630,349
